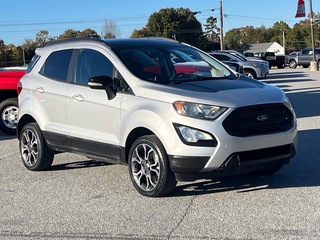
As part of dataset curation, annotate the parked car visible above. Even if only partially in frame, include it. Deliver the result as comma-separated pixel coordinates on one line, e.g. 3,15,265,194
17,37,297,197
208,51,268,79
219,50,269,68
222,61,244,74
286,48,320,69
0,68,25,134
216,50,270,75
253,52,285,69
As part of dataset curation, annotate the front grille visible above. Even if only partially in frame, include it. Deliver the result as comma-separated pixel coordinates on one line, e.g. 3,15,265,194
223,103,294,137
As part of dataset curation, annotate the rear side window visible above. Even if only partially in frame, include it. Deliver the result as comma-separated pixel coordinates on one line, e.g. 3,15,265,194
41,49,73,81
212,54,232,61
26,55,40,73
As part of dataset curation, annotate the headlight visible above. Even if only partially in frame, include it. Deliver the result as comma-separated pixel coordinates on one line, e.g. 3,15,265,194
284,95,293,110
253,63,264,68
173,101,227,120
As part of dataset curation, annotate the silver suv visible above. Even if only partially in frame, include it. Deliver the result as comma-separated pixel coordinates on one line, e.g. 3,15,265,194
209,51,269,79
17,38,297,197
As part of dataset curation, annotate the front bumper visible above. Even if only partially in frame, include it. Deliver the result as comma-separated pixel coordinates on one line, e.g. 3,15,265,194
170,143,296,181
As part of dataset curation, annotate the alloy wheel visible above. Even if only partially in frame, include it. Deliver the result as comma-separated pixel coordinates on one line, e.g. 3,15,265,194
1,105,18,130
131,143,160,192
20,128,39,167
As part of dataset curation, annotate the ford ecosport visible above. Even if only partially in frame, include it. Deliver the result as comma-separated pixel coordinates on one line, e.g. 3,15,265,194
17,38,297,197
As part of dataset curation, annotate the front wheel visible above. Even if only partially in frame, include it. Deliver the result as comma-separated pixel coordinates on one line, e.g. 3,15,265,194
244,69,257,79
289,60,297,69
0,98,18,135
128,135,177,197
19,123,54,171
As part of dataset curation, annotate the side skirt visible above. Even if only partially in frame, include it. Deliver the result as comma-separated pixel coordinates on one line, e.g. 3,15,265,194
43,131,123,164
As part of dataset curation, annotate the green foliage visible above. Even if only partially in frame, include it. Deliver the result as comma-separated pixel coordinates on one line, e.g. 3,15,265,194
224,20,320,52
131,7,204,48
204,16,219,42
59,29,100,39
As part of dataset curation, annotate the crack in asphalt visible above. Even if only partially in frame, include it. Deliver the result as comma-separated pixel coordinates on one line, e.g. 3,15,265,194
167,195,196,239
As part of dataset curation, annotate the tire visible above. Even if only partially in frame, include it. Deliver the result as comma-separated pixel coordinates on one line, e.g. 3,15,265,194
0,98,18,135
19,123,54,171
128,135,177,197
251,164,283,177
244,69,257,79
317,61,320,70
302,65,309,68
289,60,297,69
277,65,284,69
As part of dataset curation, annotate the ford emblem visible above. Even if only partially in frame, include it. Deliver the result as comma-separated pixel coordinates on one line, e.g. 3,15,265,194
257,114,269,121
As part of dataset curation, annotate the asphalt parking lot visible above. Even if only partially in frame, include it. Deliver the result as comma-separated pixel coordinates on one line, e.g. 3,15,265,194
1,68,320,240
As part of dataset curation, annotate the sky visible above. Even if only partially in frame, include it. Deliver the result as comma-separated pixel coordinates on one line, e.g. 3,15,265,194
1,0,319,46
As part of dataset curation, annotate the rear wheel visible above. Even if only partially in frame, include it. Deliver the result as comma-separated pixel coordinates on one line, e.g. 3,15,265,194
128,135,177,197
0,98,18,135
277,64,284,69
19,123,54,171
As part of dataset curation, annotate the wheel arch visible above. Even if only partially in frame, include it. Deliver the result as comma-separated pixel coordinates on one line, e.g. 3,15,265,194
122,127,155,164
243,67,257,79
17,114,37,139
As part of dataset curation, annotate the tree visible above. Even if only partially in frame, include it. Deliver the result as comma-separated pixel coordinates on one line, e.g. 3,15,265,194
59,29,79,39
131,8,204,48
59,29,100,40
35,30,50,47
224,28,242,49
131,27,150,38
204,16,219,42
101,19,120,38
81,28,100,38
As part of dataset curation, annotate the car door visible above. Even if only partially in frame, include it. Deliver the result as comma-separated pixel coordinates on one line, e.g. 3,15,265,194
67,48,121,158
33,49,72,139
299,49,311,65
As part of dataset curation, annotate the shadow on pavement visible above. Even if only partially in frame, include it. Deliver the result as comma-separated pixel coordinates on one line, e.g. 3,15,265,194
0,130,16,141
49,159,110,171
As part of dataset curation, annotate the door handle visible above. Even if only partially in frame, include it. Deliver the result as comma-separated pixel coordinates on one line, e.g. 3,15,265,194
72,94,84,102
35,87,44,93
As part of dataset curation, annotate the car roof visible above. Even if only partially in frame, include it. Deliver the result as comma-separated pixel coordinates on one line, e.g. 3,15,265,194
44,37,183,50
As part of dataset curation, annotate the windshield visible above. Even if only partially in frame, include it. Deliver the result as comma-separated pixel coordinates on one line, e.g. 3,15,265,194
116,45,236,84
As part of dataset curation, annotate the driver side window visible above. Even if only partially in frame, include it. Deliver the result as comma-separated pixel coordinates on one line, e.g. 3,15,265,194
76,49,113,85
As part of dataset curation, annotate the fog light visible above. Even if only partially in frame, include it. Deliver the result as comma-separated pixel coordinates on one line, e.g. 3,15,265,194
178,126,210,142
173,122,216,145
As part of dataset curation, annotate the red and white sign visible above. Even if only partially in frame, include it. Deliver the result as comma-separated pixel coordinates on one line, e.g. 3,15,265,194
295,0,306,18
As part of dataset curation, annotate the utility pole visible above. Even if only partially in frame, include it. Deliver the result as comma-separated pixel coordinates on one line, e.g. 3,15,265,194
219,0,225,50
309,0,318,70
283,31,286,56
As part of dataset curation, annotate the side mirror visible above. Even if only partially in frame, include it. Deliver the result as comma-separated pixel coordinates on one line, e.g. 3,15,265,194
88,75,117,100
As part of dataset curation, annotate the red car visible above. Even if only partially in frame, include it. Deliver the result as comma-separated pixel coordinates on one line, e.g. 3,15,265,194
0,68,26,135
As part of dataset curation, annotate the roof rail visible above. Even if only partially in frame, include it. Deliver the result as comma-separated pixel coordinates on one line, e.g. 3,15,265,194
45,37,104,47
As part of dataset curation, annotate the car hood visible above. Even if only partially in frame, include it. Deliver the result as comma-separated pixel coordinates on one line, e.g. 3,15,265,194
133,75,285,109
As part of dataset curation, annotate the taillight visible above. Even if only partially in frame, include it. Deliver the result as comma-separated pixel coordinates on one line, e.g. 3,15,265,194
17,81,22,95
